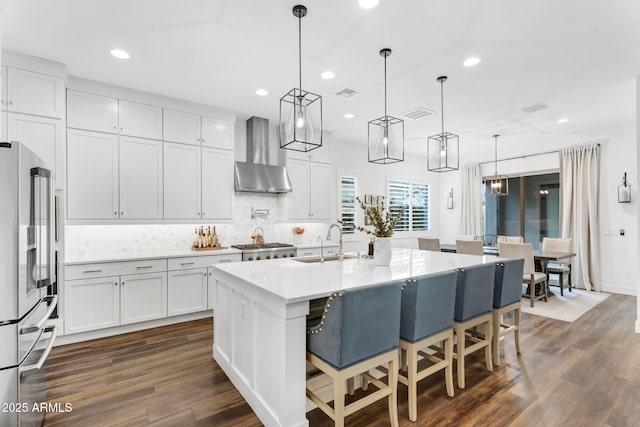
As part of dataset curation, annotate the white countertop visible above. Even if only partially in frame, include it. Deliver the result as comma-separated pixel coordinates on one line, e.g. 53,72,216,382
65,247,243,265
213,248,500,304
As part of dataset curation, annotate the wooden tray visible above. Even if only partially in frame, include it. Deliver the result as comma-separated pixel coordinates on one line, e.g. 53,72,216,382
191,246,228,251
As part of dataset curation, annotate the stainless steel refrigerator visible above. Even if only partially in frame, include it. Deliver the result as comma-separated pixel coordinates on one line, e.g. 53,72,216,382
1,142,58,427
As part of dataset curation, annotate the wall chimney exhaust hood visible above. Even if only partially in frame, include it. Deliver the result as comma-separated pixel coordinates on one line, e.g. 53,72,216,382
234,117,292,194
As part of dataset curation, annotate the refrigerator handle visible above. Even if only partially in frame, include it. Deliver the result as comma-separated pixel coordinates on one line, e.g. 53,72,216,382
19,325,58,373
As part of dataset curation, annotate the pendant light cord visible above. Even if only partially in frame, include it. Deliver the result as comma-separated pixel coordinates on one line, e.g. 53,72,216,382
494,136,498,175
298,13,302,90
383,54,387,118
440,80,445,135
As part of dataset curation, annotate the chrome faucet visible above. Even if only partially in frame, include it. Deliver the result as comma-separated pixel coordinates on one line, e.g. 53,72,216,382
317,236,324,263
326,223,344,261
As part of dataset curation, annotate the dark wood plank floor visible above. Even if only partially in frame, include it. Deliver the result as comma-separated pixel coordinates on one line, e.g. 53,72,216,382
43,294,640,427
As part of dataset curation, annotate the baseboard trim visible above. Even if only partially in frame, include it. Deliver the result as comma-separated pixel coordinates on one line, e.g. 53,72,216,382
600,284,637,296
56,311,213,346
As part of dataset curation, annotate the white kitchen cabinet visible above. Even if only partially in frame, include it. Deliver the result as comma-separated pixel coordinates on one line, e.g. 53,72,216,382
65,276,120,334
287,158,332,221
167,268,208,316
207,267,215,310
202,147,233,219
119,136,163,219
201,116,234,150
1,66,6,111
1,111,6,142
5,68,64,119
120,272,167,325
163,109,201,146
8,113,65,188
164,142,201,219
118,100,162,140
66,130,119,220
67,90,118,134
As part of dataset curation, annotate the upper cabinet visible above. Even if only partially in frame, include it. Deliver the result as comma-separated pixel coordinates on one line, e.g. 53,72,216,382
119,136,163,219
285,133,331,164
163,109,234,150
67,90,118,133
201,116,234,150
163,109,201,146
1,66,7,112
118,100,162,140
4,68,64,119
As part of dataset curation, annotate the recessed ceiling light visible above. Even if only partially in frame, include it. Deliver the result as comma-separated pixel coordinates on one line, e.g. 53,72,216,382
463,57,481,67
344,113,355,119
557,118,569,123
110,49,130,59
321,71,335,80
255,89,269,96
359,0,379,9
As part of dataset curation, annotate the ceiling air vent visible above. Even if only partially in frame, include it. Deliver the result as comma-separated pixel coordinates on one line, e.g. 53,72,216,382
334,87,361,100
400,107,435,121
521,103,550,114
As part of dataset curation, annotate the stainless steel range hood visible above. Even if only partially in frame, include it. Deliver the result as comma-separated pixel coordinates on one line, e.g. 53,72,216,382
234,117,292,194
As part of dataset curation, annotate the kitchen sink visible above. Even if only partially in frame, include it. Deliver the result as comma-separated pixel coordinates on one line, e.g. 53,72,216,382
293,254,357,263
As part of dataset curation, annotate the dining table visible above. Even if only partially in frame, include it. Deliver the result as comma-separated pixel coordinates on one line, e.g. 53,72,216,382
439,244,575,297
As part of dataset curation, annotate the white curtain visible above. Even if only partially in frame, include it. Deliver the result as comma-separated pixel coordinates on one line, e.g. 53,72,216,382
560,144,601,291
459,163,483,236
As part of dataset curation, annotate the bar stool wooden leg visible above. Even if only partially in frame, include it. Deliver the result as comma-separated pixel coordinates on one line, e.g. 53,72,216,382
484,321,493,372
455,324,465,389
333,375,345,427
406,344,418,421
514,307,521,355
347,378,355,396
388,356,399,427
492,310,501,367
444,334,454,397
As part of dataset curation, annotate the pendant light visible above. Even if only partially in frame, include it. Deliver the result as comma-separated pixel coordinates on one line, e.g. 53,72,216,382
279,4,322,152
488,134,508,196
368,48,404,164
427,76,459,172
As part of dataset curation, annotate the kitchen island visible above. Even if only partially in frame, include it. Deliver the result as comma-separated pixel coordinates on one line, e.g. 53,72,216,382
211,248,499,427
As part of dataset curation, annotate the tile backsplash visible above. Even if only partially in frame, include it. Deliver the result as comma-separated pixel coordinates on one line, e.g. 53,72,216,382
65,193,336,258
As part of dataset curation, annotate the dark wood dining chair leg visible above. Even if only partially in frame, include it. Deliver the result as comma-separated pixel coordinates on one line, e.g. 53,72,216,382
559,272,564,296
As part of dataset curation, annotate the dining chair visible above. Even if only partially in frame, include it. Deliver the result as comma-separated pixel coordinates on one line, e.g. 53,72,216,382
499,242,547,307
492,258,524,366
497,235,524,243
541,237,573,296
456,239,484,255
418,237,441,251
397,270,457,421
452,263,495,389
306,282,402,427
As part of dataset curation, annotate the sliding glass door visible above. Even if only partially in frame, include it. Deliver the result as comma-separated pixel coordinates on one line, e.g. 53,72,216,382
484,172,560,249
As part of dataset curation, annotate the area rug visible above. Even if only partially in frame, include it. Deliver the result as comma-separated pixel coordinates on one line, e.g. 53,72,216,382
520,288,610,322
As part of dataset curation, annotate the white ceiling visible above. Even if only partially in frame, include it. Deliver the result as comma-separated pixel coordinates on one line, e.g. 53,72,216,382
2,0,640,163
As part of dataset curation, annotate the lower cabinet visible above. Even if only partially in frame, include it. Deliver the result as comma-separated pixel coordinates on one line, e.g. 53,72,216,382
65,271,168,334
167,268,208,316
120,272,167,324
207,267,215,310
65,276,120,334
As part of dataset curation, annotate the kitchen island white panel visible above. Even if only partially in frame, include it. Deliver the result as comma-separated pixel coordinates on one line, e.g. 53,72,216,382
212,248,498,427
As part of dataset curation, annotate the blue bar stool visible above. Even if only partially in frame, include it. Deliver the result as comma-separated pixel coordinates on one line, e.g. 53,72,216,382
397,270,457,422
453,263,496,389
306,281,402,427
492,258,525,366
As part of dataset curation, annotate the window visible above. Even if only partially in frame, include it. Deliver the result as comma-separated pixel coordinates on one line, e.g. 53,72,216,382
484,172,560,249
388,180,430,232
340,176,357,234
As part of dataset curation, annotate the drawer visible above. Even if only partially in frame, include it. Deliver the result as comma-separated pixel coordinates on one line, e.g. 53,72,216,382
65,259,167,280
168,254,241,271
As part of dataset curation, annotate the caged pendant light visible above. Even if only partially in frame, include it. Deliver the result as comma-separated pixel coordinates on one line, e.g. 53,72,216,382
427,76,459,172
368,48,404,164
279,4,323,153
487,134,508,196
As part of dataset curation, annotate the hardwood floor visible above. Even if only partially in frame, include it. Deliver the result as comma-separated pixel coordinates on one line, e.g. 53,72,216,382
43,294,640,427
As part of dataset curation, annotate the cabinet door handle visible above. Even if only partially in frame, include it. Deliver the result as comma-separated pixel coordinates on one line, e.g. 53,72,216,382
83,269,102,273
115,282,118,286
202,212,206,216
120,127,123,131
136,265,153,269
218,259,233,263
8,100,13,105
113,126,117,131
120,212,124,215
114,211,118,216
208,272,212,276
180,262,195,266
121,281,125,286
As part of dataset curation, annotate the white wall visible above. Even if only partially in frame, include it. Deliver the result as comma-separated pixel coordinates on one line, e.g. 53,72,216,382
436,124,638,297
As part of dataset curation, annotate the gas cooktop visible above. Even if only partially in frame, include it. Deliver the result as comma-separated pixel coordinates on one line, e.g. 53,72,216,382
231,243,294,250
